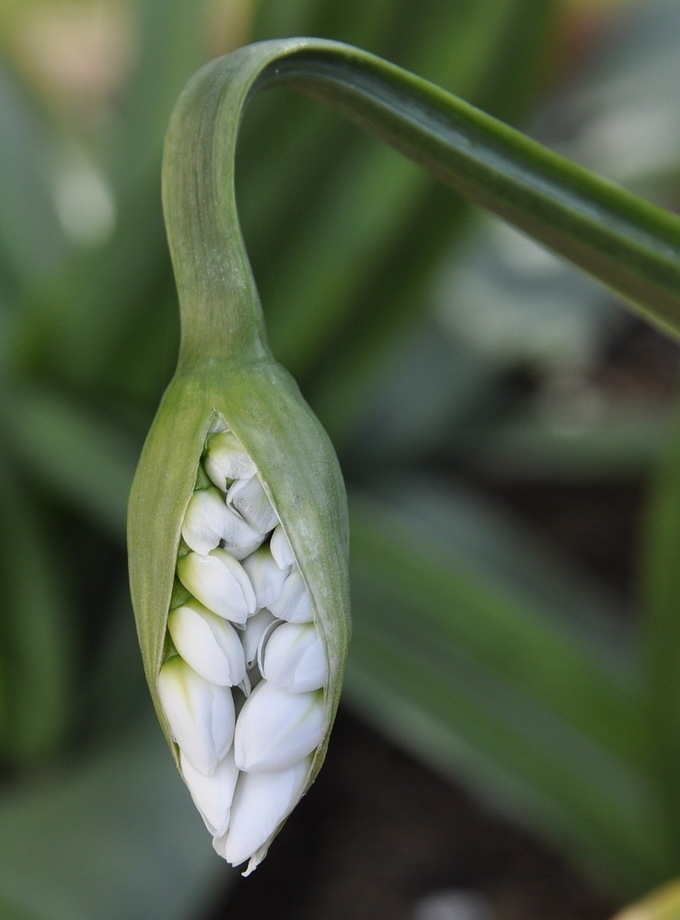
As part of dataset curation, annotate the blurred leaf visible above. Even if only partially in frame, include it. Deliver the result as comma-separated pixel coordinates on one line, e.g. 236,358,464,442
612,880,680,920
1,385,138,538
432,216,624,374
99,272,180,405
81,587,148,741
345,596,667,896
0,717,229,920
0,900,43,920
306,0,556,438
251,0,560,388
242,0,411,241
12,180,170,393
549,0,680,200
350,482,642,763
262,140,431,372
251,0,317,37
463,403,670,481
334,306,670,480
640,404,680,852
110,0,217,196
339,316,499,464
382,477,633,651
345,487,672,893
11,0,220,392
0,60,67,296
0,451,73,763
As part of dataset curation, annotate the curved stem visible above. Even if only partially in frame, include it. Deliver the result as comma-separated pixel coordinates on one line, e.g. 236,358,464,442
163,37,680,369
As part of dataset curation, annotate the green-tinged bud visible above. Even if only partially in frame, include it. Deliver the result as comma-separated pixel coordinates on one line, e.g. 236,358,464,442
167,601,247,687
157,656,236,775
233,683,325,773
261,622,328,692
177,548,256,623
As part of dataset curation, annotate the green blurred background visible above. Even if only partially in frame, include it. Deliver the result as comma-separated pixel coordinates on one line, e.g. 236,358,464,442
1,1,680,918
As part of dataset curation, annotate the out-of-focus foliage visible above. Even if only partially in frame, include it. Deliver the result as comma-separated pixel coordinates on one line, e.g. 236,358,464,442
611,879,680,920
0,0,680,917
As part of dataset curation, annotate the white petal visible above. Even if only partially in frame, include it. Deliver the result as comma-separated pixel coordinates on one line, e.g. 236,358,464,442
234,681,324,773
158,657,235,775
180,749,239,837
227,476,279,533
168,601,247,686
204,430,256,489
242,545,289,609
261,623,327,692
268,570,314,623
220,504,265,560
177,549,256,625
270,524,295,568
213,757,311,871
181,488,229,554
240,608,278,670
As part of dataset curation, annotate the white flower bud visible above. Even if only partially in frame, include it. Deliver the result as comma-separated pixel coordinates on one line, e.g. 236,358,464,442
240,608,278,670
268,569,313,623
168,600,247,687
204,430,256,488
177,548,256,624
181,487,229,555
234,681,324,773
270,524,295,569
131,377,349,871
180,750,239,837
213,756,311,873
220,504,265,560
260,622,327,693
158,656,235,775
242,544,289,610
227,476,279,533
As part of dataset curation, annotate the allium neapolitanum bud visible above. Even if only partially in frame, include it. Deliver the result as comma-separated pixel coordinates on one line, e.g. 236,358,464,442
129,365,350,874
128,47,350,875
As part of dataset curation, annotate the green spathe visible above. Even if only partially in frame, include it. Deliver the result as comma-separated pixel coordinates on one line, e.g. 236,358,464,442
128,358,351,803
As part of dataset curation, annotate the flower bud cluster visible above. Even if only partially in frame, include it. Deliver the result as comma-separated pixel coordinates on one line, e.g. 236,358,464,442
157,420,328,874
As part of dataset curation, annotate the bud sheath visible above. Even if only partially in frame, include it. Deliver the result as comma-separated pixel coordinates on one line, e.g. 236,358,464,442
128,374,350,873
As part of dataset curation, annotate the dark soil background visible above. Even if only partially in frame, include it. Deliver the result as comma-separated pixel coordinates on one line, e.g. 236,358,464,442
210,711,617,920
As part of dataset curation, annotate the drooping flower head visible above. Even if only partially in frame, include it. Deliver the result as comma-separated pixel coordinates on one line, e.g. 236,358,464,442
128,42,350,875
129,393,349,874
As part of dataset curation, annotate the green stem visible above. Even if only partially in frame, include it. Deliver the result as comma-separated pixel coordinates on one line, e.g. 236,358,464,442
163,38,680,369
